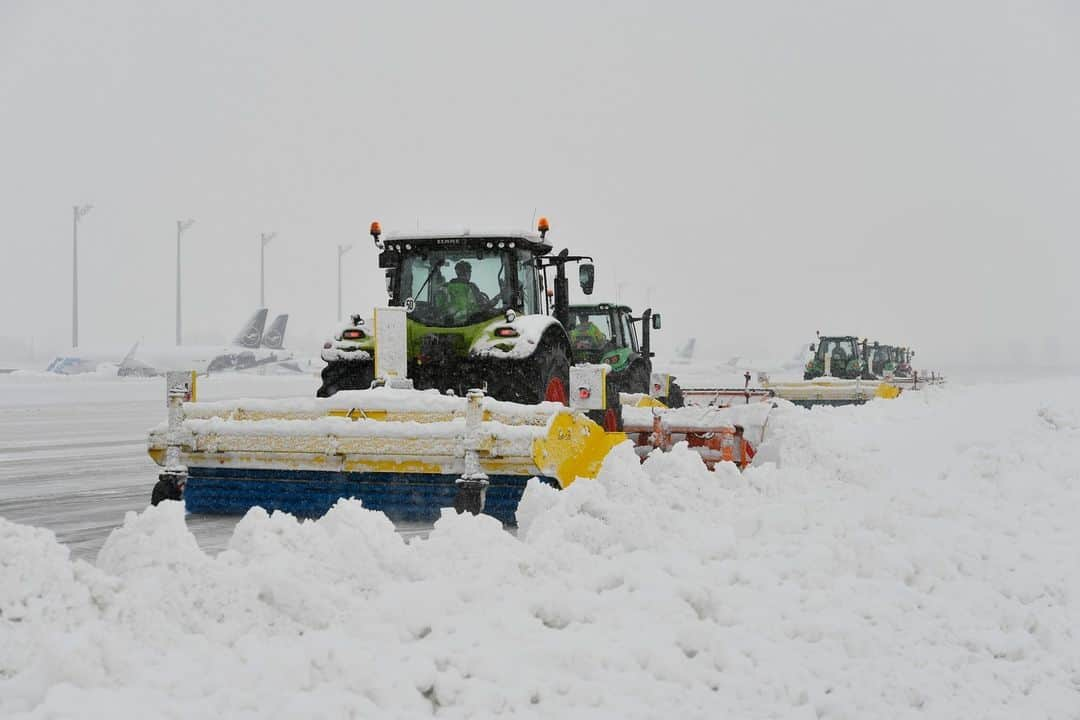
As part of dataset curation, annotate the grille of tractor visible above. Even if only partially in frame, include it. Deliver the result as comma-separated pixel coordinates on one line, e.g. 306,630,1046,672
419,334,465,364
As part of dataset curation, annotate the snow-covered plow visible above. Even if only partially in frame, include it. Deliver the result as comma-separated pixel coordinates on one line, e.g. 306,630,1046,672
146,366,773,524
148,378,625,524
760,377,901,407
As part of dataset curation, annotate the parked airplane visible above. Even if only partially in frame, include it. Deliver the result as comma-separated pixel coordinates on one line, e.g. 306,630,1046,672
670,338,696,364
46,310,295,376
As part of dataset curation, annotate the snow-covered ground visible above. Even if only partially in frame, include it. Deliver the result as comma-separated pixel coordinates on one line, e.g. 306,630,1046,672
3,372,1080,717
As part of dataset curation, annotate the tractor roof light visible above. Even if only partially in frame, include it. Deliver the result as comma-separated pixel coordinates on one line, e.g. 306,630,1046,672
537,216,550,239
370,221,383,248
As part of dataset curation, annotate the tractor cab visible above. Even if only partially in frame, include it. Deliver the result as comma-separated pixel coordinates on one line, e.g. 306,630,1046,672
377,230,551,328
805,334,865,380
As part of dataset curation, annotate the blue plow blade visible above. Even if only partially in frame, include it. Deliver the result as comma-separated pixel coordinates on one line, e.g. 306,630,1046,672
183,466,561,525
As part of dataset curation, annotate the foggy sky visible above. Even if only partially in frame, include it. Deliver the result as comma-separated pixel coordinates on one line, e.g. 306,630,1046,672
2,0,1077,367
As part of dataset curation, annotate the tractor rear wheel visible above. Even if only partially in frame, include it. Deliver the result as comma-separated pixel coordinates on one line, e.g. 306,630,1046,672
626,362,650,395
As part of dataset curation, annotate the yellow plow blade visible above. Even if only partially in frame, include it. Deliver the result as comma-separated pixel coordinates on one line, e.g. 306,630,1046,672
533,413,627,488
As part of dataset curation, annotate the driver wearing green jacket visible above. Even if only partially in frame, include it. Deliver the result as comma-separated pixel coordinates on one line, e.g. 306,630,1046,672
444,261,485,318
569,312,607,349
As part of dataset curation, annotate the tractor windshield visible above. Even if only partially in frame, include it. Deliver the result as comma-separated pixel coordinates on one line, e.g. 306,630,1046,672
567,310,615,352
398,248,535,327
816,338,858,366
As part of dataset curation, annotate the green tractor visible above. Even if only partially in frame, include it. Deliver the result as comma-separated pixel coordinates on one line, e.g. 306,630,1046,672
803,334,869,380
566,303,661,396
892,346,915,378
319,219,602,408
864,342,917,379
865,342,896,378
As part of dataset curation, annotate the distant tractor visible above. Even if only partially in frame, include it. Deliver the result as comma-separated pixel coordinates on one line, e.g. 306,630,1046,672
866,342,896,378
804,335,868,380
892,346,915,378
566,303,662,395
865,342,917,379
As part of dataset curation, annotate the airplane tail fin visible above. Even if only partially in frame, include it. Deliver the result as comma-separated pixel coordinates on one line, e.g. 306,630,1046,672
232,309,268,348
120,341,141,366
677,338,696,361
261,314,288,349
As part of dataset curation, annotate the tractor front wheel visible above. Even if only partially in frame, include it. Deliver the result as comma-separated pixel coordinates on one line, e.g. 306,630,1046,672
151,476,182,506
317,361,374,398
531,343,570,406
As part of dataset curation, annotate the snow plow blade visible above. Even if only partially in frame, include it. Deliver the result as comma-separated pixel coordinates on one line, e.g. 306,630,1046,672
147,387,626,524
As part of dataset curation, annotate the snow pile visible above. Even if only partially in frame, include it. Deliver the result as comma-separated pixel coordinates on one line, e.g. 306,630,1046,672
4,379,1080,717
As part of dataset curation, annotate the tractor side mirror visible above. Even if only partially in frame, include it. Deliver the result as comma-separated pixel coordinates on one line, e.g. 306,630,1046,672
651,313,662,330
578,263,595,295
809,344,816,352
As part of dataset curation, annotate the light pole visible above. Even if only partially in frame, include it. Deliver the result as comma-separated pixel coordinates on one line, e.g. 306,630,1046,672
176,219,195,345
260,232,276,307
72,204,93,348
337,244,353,321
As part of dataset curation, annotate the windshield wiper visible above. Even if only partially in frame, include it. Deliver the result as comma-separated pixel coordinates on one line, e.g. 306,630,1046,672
412,259,445,302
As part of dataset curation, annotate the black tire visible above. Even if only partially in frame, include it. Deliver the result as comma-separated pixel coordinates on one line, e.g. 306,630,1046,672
151,477,181,506
661,381,685,409
625,361,651,396
317,361,374,398
524,342,570,405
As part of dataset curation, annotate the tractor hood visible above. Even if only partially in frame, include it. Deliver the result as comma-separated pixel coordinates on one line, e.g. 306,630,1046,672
322,313,560,364
469,315,561,360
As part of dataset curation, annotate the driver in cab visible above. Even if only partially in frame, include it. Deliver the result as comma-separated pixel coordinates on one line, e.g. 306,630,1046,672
445,260,485,318
569,312,606,349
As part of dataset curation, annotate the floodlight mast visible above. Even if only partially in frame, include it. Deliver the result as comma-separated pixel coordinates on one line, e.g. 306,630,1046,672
72,204,93,348
176,219,195,345
260,232,276,307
